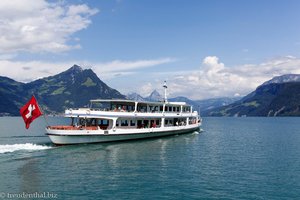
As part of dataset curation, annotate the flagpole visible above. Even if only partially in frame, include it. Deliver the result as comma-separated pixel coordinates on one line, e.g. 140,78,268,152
33,94,50,127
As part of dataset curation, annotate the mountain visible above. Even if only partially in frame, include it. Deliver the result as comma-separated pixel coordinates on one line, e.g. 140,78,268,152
206,74,300,116
0,77,27,115
127,90,163,102
169,96,198,107
169,96,240,115
0,65,126,115
127,92,146,101
145,90,163,102
195,97,241,112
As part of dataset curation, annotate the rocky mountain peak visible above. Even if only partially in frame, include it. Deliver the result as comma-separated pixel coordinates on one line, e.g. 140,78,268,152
127,90,163,102
127,92,145,101
65,64,83,75
72,64,83,71
147,90,163,102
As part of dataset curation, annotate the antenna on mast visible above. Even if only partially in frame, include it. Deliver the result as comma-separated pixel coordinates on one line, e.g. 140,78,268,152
163,81,168,103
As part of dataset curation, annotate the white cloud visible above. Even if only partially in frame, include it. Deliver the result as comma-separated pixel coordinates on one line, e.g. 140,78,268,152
0,0,98,54
140,56,300,100
140,83,155,96
0,60,74,82
92,57,176,79
96,58,175,72
0,57,175,82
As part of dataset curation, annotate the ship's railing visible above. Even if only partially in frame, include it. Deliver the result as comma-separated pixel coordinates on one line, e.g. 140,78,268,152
47,125,109,130
86,108,193,114
68,107,195,114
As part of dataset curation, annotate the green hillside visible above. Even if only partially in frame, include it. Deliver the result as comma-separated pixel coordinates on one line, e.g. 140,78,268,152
0,65,126,115
206,82,300,116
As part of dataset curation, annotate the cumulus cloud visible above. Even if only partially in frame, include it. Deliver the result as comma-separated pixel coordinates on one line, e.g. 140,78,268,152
142,56,300,100
0,0,98,54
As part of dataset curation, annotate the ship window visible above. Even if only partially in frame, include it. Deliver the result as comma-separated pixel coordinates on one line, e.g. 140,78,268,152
138,105,147,112
169,107,172,112
177,107,180,112
99,120,108,126
79,118,86,126
137,120,143,128
121,120,128,126
173,107,176,112
86,118,96,126
156,120,160,126
128,105,133,111
130,120,136,126
143,120,149,128
160,106,163,112
189,117,197,124
149,106,153,112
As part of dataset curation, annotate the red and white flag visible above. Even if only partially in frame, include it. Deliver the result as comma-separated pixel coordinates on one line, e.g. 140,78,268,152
20,96,42,129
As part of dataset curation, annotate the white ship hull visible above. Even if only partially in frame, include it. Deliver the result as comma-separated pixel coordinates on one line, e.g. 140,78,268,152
46,124,200,145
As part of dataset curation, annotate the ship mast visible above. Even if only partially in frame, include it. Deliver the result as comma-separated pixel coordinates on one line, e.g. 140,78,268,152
163,81,168,103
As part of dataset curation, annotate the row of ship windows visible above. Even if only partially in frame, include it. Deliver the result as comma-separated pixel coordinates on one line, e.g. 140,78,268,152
117,118,197,128
71,118,197,129
110,105,191,112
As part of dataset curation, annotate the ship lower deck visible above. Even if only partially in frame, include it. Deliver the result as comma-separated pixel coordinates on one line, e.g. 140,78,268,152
46,124,200,145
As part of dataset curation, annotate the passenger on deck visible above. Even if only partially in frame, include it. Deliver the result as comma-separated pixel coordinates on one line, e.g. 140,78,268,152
151,122,157,128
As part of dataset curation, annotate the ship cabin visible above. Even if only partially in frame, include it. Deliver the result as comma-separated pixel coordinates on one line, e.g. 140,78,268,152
59,99,199,131
89,99,193,114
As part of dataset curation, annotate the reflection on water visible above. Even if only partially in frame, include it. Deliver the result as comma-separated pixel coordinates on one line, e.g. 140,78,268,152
159,139,168,168
106,145,121,169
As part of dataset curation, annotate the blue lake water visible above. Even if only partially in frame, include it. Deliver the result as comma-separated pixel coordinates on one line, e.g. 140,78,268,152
0,117,299,199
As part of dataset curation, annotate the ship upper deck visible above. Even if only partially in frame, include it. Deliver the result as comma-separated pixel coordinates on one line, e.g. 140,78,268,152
89,99,193,113
90,99,189,106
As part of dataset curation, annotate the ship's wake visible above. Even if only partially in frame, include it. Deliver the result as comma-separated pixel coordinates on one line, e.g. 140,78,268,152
0,143,52,154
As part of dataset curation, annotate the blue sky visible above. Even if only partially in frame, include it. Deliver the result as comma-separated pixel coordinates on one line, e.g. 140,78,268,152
1,0,300,99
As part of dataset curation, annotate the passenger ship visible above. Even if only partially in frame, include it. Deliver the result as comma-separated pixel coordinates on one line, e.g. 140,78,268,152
46,83,201,145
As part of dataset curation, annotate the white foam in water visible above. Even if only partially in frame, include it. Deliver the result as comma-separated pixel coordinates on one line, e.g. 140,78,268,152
0,143,52,154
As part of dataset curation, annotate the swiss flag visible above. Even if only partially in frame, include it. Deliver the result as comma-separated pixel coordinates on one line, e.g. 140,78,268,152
20,96,42,129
